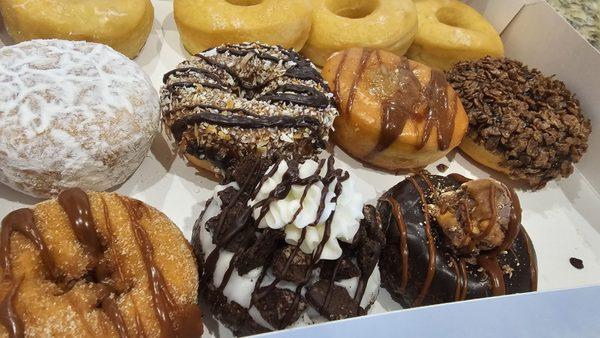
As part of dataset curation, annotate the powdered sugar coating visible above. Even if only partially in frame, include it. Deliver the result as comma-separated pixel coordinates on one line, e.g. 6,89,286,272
0,39,159,197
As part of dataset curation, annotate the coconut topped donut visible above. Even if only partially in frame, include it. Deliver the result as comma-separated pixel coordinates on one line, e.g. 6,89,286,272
161,42,338,178
0,39,159,197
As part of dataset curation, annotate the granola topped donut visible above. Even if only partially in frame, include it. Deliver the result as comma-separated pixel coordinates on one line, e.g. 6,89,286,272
447,57,592,189
161,42,338,178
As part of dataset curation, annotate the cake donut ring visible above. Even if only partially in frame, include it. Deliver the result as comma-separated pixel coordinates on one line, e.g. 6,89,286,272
322,48,468,171
378,173,537,308
0,0,154,58
406,0,504,70
174,0,312,55
0,188,202,337
161,42,338,177
302,0,418,67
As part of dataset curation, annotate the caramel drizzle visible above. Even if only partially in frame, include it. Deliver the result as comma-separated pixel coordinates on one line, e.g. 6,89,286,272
407,176,437,307
331,50,458,158
383,198,409,291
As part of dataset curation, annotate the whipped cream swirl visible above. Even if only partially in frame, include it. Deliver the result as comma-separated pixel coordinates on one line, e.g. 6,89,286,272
248,159,365,260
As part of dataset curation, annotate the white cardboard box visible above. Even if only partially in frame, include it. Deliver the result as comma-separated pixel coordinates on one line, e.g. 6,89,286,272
0,0,599,336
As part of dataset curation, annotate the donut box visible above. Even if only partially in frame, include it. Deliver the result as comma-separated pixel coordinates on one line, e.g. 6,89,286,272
0,0,599,336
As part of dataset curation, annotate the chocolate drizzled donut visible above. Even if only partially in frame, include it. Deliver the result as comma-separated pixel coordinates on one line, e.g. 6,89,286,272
161,43,338,177
378,173,537,307
192,157,384,335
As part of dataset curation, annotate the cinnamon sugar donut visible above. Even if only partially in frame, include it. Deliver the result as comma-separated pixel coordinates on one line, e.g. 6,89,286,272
161,42,338,178
0,189,202,337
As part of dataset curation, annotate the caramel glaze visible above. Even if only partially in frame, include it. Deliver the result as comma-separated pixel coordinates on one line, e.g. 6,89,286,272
378,174,537,308
199,156,378,332
0,189,201,338
332,49,458,158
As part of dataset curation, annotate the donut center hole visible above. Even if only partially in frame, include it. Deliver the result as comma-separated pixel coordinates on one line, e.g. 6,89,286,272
436,7,467,28
225,0,263,5
326,0,378,19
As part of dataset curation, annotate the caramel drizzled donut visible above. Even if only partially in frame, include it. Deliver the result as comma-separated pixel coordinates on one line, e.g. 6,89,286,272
322,48,468,170
378,173,537,307
161,42,338,178
0,189,202,337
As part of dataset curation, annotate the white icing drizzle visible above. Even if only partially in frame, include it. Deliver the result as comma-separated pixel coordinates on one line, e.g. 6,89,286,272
0,39,159,197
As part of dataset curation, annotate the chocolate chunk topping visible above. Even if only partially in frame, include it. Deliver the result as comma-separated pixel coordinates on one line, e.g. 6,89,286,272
235,230,284,275
569,257,584,269
254,287,307,329
272,246,312,284
306,280,365,320
447,57,591,189
320,257,360,280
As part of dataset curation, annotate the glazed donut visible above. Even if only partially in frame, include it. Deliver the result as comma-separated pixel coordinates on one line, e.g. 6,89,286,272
0,40,159,198
173,0,312,55
406,0,504,70
378,173,538,308
0,188,202,337
192,157,384,335
0,0,154,58
322,48,468,171
161,43,338,177
302,0,418,67
447,57,592,189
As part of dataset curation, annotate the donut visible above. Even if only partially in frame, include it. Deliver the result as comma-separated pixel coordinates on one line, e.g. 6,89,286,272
321,48,468,171
378,173,538,308
0,188,202,337
0,0,153,59
406,0,504,71
0,40,159,198
302,0,418,67
161,43,338,178
173,0,312,55
191,156,384,335
446,57,592,189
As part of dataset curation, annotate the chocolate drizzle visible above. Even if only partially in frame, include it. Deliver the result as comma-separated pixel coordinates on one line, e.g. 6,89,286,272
331,49,459,157
0,189,201,338
378,174,537,308
194,157,381,333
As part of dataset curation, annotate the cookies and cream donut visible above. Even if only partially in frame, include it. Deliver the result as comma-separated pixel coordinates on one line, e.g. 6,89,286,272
174,0,312,55
378,173,537,308
161,43,338,178
191,157,384,335
447,57,592,188
302,0,418,66
0,0,154,58
0,40,159,198
406,0,504,70
322,48,468,171
0,188,202,337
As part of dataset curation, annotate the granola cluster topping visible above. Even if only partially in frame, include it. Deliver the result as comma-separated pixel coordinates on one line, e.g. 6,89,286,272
447,57,591,188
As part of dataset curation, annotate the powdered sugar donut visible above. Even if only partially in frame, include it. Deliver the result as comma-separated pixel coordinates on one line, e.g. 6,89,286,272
0,39,159,197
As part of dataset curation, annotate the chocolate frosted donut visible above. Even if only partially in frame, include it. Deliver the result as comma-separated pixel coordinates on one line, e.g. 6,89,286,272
0,189,202,337
161,42,338,177
192,157,384,335
378,173,537,307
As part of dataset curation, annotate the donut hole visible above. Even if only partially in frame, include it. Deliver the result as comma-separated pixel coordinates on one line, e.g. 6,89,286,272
326,0,378,19
436,7,468,29
225,0,263,5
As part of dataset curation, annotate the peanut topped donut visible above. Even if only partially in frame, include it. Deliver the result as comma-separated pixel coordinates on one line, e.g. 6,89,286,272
161,43,338,177
447,57,592,188
0,189,202,337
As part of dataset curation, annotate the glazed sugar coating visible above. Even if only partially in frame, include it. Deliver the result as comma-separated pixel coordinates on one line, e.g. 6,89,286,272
0,190,201,337
447,56,591,188
191,157,384,335
0,39,159,197
161,42,338,177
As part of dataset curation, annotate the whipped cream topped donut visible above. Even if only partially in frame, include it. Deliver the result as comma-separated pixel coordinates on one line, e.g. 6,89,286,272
191,157,384,335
